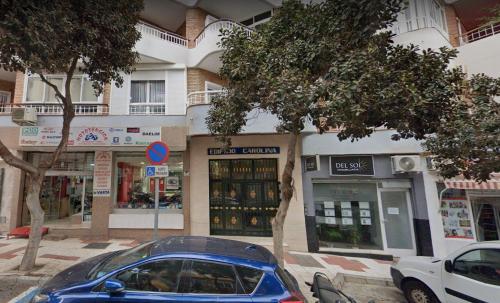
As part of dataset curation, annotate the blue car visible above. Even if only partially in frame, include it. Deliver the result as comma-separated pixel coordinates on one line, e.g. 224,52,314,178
32,236,306,303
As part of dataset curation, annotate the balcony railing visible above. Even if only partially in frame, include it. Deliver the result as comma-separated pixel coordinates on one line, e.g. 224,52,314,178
136,21,188,48
460,22,500,45
129,103,166,115
187,90,226,107
0,103,108,115
195,20,253,47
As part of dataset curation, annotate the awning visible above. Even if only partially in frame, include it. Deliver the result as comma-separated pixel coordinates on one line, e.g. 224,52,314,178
445,173,500,190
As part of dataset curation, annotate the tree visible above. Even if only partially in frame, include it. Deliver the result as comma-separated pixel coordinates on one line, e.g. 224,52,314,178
207,0,500,267
0,0,142,271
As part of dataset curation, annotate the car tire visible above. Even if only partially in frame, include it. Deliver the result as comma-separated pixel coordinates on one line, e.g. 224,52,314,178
402,280,440,303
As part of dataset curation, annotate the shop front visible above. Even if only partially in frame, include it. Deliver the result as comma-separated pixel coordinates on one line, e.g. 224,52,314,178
189,135,308,252
16,124,189,239
302,154,426,257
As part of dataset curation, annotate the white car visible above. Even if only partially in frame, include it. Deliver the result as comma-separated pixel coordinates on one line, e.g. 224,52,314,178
391,241,500,303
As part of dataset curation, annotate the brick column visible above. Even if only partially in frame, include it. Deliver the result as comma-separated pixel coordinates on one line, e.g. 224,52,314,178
13,72,25,103
185,8,208,48
444,5,461,47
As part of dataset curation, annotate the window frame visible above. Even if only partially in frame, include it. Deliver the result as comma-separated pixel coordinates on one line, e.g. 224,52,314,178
129,79,166,115
103,258,187,295
181,259,249,297
452,248,500,286
0,91,11,105
24,74,102,103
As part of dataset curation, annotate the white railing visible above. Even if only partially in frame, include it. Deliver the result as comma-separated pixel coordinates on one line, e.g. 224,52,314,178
136,22,188,48
187,90,226,106
390,16,448,38
0,103,109,115
460,22,500,45
195,20,253,47
129,103,166,115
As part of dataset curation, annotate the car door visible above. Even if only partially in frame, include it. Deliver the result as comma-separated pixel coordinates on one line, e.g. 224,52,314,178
181,259,253,303
442,248,500,303
94,258,185,302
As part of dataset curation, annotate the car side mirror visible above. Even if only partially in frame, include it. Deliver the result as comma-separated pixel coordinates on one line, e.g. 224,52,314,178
444,260,453,273
104,279,124,293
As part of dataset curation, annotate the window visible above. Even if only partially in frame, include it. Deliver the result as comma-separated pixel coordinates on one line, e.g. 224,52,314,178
453,249,500,286
209,159,279,237
130,80,165,114
115,152,183,209
26,76,98,103
0,91,11,105
114,259,184,292
235,266,263,294
188,261,238,294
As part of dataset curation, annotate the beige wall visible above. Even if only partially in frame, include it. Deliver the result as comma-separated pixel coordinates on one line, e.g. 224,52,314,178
189,134,308,251
187,68,226,94
0,150,23,233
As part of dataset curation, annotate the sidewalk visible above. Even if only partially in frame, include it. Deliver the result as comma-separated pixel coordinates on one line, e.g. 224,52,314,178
0,237,397,302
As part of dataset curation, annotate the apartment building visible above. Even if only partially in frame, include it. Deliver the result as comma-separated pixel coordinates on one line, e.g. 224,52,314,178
0,0,498,256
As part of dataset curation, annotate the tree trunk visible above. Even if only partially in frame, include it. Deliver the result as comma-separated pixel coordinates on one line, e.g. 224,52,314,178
19,174,44,271
272,132,298,268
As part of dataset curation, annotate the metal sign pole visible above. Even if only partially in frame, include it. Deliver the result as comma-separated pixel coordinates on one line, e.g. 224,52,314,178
153,177,159,241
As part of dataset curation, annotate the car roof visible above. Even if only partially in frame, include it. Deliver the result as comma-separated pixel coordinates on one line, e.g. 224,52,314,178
149,236,277,265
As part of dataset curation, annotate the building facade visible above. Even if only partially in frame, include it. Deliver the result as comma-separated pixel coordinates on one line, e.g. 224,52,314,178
0,0,498,256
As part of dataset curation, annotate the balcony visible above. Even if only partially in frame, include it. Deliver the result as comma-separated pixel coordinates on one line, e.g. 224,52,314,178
195,19,253,47
187,90,225,107
459,22,500,45
129,103,166,115
0,103,109,115
135,22,188,63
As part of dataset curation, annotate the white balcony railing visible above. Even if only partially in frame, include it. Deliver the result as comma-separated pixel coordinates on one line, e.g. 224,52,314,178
129,103,166,115
0,103,108,115
136,21,188,48
195,20,253,47
460,22,500,45
187,90,226,107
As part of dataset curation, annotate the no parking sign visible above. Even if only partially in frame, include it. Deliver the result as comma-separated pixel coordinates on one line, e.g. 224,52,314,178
145,141,170,165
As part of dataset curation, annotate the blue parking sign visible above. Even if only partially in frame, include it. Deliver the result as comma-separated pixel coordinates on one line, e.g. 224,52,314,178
146,166,156,177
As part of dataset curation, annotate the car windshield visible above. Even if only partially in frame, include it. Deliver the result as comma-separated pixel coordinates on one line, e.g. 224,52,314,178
88,241,154,279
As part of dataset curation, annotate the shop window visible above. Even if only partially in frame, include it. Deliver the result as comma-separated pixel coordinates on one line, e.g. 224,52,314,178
209,159,279,237
115,152,183,210
313,183,383,250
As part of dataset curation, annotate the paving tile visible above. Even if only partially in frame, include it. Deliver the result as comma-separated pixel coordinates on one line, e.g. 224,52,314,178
0,243,10,248
284,252,299,265
39,254,80,261
321,255,368,272
120,239,141,247
289,253,324,268
83,242,110,249
0,247,26,259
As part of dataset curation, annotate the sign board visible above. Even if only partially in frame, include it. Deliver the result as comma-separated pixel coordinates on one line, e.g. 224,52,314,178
441,199,474,239
146,165,169,178
146,141,170,165
304,155,320,172
208,147,280,155
20,126,161,146
93,151,112,196
330,156,374,176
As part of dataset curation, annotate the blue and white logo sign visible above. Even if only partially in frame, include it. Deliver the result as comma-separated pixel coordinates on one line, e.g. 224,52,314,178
146,166,169,178
146,166,156,177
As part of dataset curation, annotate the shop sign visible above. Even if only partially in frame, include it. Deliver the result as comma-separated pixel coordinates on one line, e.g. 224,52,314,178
208,147,280,155
330,156,374,176
440,199,474,239
19,126,161,146
93,151,112,196
304,155,320,172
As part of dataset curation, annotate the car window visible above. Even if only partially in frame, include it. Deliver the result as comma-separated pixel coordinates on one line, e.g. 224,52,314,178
188,261,238,294
235,266,263,294
453,249,500,286
114,259,184,293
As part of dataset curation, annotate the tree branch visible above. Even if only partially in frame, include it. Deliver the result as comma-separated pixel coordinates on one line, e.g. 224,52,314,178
0,139,38,175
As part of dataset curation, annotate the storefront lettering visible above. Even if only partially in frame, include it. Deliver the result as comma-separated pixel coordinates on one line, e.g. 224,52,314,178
330,156,374,176
208,147,280,155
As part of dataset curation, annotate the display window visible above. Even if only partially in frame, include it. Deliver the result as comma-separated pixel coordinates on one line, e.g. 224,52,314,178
115,152,183,210
209,159,279,237
313,183,383,250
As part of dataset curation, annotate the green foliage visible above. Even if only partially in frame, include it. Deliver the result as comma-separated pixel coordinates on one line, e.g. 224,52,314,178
207,0,500,182
0,0,143,94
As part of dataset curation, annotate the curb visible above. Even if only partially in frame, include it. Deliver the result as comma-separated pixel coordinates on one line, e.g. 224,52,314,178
8,286,39,303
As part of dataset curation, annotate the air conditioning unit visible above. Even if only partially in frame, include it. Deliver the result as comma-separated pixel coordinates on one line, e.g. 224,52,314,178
12,107,37,125
391,155,422,173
